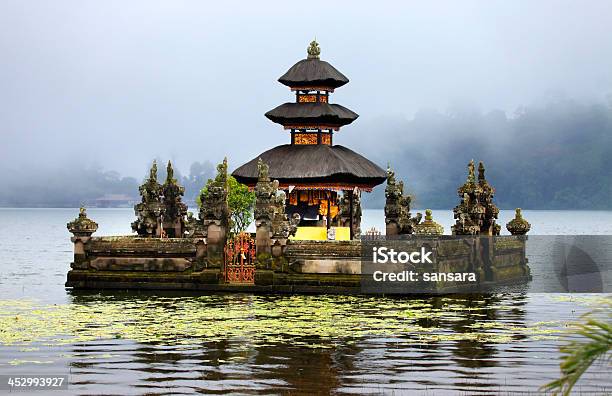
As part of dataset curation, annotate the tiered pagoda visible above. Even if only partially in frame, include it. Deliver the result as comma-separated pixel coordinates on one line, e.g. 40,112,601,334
233,40,386,239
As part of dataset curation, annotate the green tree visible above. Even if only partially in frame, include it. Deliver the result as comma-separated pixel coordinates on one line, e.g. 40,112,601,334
197,175,255,234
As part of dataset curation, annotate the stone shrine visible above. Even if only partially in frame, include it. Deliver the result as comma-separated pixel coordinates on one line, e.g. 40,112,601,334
452,160,501,236
384,167,422,236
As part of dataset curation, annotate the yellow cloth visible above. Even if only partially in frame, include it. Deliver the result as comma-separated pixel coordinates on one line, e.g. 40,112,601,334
289,227,351,241
318,200,339,219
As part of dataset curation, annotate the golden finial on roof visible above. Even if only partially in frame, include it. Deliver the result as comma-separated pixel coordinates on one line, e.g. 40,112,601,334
307,39,320,59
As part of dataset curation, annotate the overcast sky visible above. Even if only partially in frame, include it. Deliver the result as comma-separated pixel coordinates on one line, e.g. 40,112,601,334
1,0,611,177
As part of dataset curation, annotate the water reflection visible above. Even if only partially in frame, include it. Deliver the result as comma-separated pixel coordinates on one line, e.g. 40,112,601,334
38,292,593,394
0,291,606,394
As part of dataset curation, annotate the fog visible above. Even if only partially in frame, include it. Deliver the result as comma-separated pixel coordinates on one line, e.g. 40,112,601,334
1,1,611,208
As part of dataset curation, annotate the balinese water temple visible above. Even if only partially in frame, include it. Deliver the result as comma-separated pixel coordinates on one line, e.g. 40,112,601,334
66,41,532,293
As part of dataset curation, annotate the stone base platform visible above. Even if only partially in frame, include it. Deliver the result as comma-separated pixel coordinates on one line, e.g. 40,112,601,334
66,236,531,294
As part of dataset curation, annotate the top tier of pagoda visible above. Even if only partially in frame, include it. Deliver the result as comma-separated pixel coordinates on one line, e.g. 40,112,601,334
265,40,358,134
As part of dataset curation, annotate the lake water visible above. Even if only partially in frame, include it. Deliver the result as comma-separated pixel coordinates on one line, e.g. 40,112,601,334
0,208,611,394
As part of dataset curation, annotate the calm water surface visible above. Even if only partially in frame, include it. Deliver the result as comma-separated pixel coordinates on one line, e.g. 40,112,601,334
0,208,611,395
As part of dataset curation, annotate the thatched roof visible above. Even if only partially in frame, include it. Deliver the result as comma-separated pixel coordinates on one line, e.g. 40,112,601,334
278,58,349,89
265,103,358,127
232,144,387,189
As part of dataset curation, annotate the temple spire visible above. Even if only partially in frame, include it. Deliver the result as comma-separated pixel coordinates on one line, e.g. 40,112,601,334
149,160,158,181
467,159,476,184
478,161,486,183
166,160,174,183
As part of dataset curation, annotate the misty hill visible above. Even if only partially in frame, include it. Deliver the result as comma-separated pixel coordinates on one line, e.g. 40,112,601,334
356,99,612,210
0,161,214,208
0,99,610,210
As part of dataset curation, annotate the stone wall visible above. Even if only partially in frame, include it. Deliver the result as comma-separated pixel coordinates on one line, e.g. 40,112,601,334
70,236,204,272
66,209,530,293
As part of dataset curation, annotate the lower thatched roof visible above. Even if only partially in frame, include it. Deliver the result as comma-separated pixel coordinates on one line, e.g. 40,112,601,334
232,144,387,190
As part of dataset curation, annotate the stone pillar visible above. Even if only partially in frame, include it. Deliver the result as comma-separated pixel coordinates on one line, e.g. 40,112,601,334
384,168,401,236
384,167,421,236
254,159,298,271
339,190,362,240
204,222,226,267
132,161,163,237
67,207,98,269
198,158,230,268
478,161,501,236
452,160,501,236
270,190,298,271
161,160,188,237
253,159,276,267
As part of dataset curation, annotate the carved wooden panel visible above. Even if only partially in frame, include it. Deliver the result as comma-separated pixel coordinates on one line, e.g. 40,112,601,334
294,133,318,145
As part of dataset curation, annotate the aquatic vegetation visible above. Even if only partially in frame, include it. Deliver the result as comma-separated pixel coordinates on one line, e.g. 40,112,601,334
0,295,570,356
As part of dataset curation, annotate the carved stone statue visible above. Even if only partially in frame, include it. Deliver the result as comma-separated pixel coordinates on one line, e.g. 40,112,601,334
452,160,500,235
478,161,500,235
254,159,276,230
506,208,531,235
199,158,230,227
67,207,98,237
271,190,298,240
254,159,297,266
338,191,362,238
132,161,164,237
161,161,188,237
384,166,421,236
185,212,204,238
414,209,444,236
67,207,99,269
198,158,230,267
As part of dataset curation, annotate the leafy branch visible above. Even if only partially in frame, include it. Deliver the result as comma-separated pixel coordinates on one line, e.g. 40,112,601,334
541,302,611,395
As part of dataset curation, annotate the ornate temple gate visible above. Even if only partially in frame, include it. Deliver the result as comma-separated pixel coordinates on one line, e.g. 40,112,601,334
223,232,256,284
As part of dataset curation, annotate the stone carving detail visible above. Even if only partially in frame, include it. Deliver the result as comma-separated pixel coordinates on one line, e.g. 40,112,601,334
414,209,444,236
131,160,189,237
67,207,98,237
384,167,422,236
254,159,297,264
506,208,531,235
199,158,230,228
254,159,277,233
161,161,188,237
185,212,206,238
338,191,362,238
197,158,230,268
132,161,164,237
67,206,98,269
271,190,299,240
478,161,501,236
452,160,500,235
